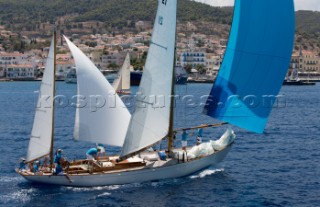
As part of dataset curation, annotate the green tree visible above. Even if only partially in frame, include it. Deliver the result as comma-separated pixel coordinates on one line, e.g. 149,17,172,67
196,64,206,74
107,62,119,70
184,64,192,74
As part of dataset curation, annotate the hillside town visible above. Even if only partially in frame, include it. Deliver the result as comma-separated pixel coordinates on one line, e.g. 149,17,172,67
0,22,319,82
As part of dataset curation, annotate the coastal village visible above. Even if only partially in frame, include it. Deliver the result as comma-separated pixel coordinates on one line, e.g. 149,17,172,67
0,21,319,82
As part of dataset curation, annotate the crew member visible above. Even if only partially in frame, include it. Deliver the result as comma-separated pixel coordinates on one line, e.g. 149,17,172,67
86,147,101,160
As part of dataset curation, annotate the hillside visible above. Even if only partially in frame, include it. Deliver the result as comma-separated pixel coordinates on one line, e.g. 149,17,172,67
0,0,319,52
295,10,320,51
0,0,232,29
296,10,320,35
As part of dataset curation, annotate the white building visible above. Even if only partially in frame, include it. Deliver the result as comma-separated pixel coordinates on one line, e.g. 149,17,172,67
206,55,221,76
101,52,126,70
56,60,74,79
180,51,206,67
6,64,35,79
0,52,28,77
0,52,27,65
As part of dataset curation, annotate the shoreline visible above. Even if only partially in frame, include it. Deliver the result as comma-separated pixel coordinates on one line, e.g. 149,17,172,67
1,78,320,83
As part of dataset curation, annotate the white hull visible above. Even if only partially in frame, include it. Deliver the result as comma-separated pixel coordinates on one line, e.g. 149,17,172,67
20,144,232,187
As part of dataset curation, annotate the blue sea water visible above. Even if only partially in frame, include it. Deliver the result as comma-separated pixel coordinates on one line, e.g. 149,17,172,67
0,81,319,207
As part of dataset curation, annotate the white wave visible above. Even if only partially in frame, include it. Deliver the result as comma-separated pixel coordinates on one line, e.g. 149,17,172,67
97,192,111,197
0,176,24,183
1,188,36,204
189,168,224,179
64,185,120,192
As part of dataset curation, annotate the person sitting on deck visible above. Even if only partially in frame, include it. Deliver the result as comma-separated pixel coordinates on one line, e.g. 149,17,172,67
33,161,41,175
42,155,50,167
181,129,188,151
197,128,203,145
39,155,51,172
86,147,101,161
28,162,34,173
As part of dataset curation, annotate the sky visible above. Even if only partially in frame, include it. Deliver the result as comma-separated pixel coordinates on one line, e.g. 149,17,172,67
194,0,320,11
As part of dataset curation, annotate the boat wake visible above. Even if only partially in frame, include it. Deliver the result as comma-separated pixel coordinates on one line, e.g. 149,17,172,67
189,168,224,179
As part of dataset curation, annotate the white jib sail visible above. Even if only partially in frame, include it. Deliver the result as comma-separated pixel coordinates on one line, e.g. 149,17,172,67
121,0,177,158
65,37,131,147
112,53,131,92
121,53,131,90
27,36,55,162
112,70,122,93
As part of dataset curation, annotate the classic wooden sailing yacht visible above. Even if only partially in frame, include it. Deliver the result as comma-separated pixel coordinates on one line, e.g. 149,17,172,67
112,53,131,94
17,0,295,186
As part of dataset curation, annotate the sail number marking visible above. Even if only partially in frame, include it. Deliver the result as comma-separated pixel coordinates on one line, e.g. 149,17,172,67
162,0,167,6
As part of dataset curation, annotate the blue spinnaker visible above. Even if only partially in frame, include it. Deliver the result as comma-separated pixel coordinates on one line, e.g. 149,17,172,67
204,0,295,133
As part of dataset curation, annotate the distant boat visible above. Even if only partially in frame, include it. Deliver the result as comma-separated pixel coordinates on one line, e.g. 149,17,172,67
283,68,316,86
65,70,117,84
187,77,214,84
175,66,188,84
65,68,119,85
112,53,131,94
64,67,77,84
283,80,316,86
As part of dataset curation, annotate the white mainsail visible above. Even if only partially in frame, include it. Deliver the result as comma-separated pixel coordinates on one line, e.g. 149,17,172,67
112,53,131,92
27,36,55,162
65,37,131,147
120,0,177,158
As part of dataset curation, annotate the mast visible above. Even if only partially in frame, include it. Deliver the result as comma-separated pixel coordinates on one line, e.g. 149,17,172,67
167,0,179,153
49,30,57,171
167,52,176,154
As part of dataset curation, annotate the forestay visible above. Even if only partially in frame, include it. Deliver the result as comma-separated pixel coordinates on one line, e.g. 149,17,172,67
204,0,295,133
120,0,177,158
65,37,131,147
27,36,55,162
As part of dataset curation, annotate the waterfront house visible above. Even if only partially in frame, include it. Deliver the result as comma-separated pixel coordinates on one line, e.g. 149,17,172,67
299,50,320,72
56,60,74,79
6,64,35,80
101,51,126,70
180,51,207,68
288,49,320,80
0,52,28,77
